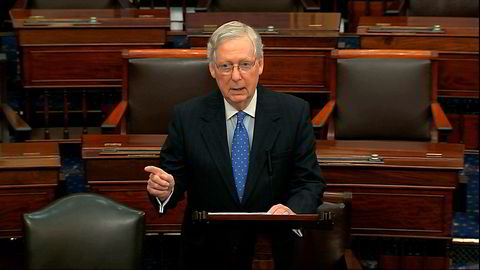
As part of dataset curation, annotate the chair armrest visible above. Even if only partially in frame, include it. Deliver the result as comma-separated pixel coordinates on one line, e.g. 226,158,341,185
384,0,406,15
101,101,128,130
1,104,31,132
312,100,335,128
195,0,211,12
431,102,452,131
345,249,363,270
300,0,321,11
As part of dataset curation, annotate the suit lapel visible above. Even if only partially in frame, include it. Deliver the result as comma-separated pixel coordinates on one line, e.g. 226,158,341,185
243,87,281,205
199,92,239,204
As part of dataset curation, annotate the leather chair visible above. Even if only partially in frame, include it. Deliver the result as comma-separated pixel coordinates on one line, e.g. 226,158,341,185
292,191,362,270
101,49,217,134
195,0,321,12
23,193,145,270
386,0,479,17
313,49,452,142
25,0,133,9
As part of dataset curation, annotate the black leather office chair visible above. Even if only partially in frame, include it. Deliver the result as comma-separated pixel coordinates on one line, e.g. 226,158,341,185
101,49,217,134
195,0,320,12
313,50,452,142
23,193,145,270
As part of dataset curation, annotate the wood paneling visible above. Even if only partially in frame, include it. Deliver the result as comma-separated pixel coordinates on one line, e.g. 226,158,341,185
0,142,60,238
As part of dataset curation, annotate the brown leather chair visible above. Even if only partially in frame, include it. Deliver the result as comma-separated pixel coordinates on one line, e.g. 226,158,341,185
24,193,145,270
292,191,362,270
313,50,452,142
195,0,320,12
24,0,133,9
101,49,217,134
386,0,479,17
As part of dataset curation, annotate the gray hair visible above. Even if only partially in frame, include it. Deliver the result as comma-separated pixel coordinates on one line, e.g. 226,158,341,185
207,21,264,62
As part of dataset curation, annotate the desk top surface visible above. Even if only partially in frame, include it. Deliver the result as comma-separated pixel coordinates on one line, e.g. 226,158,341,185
357,16,479,37
10,8,169,28
316,140,465,169
186,12,341,37
0,142,60,169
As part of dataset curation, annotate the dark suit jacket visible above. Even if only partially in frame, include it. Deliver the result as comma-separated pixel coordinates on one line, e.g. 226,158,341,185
156,85,325,269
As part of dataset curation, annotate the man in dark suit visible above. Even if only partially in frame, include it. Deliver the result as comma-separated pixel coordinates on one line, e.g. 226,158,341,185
146,20,325,270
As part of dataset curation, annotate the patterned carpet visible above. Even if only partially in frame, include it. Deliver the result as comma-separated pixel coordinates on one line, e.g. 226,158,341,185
453,153,479,239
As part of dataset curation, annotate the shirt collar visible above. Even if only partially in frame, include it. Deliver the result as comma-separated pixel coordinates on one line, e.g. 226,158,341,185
224,88,257,120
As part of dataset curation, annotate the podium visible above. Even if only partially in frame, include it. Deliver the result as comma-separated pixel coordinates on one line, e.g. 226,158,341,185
192,192,361,270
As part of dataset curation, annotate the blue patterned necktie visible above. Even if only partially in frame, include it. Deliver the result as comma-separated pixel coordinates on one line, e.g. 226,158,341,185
231,111,249,202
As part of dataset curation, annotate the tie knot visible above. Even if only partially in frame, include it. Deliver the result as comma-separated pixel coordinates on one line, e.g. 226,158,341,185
236,111,247,123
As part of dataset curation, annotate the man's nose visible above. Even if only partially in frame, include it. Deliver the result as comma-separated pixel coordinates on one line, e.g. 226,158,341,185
231,66,242,81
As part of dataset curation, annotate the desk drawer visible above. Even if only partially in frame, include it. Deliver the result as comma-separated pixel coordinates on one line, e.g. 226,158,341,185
0,186,56,238
326,186,452,238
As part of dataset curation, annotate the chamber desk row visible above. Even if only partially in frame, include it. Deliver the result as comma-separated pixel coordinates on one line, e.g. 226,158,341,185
81,134,464,239
0,136,464,270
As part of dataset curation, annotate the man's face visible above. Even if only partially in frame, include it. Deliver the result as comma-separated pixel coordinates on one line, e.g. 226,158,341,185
209,36,264,111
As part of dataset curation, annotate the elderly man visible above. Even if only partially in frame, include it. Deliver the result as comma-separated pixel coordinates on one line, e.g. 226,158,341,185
146,21,325,270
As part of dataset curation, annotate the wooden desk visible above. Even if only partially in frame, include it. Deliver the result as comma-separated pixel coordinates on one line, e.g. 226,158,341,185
316,140,464,269
10,8,169,89
317,140,464,239
82,134,185,233
0,142,60,238
9,8,169,140
186,12,341,95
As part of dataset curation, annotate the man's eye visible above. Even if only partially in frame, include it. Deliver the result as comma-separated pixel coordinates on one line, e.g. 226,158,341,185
240,62,252,67
219,64,232,69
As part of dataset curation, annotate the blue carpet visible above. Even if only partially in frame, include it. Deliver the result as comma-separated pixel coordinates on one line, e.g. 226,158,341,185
453,153,479,239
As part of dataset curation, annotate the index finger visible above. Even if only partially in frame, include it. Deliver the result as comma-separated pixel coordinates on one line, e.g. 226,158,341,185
145,166,167,176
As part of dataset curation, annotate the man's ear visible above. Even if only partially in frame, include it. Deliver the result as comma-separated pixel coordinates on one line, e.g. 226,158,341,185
257,58,264,76
209,62,216,79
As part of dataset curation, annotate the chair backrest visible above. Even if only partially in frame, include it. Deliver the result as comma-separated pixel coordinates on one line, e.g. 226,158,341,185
122,49,217,134
331,50,437,141
407,0,479,17
27,0,130,9
208,0,305,12
293,191,354,270
24,193,145,270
